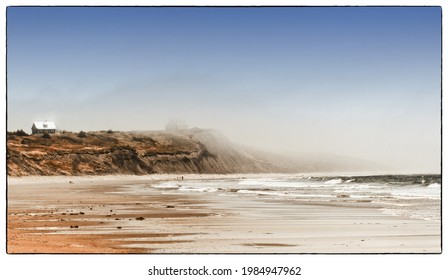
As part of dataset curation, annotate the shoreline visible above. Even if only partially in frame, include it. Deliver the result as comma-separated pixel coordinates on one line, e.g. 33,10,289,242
7,171,441,182
7,175,441,253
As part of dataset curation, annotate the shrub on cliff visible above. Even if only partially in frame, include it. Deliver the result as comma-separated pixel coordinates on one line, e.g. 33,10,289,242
12,129,28,136
78,131,87,138
18,129,29,136
42,133,51,139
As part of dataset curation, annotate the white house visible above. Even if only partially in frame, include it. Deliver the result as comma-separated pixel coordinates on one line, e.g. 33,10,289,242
31,121,57,135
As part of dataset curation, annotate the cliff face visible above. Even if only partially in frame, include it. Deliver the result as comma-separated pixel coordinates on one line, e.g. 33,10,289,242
7,128,382,177
6,129,289,176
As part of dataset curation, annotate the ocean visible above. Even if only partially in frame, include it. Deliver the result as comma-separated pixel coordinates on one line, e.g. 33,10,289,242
152,174,441,221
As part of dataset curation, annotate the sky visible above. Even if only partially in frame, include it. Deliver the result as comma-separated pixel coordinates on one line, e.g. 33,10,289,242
6,7,441,173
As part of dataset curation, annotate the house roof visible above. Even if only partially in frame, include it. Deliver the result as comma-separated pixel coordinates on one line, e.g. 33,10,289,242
32,121,57,130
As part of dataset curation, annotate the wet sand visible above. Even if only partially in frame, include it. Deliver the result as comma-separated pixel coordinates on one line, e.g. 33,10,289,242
7,175,441,253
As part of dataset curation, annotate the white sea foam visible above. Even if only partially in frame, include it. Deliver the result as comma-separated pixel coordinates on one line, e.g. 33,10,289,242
349,194,373,199
152,182,181,189
178,186,218,192
390,185,440,200
237,189,289,196
427,183,441,189
334,184,385,192
148,174,440,221
237,189,333,199
323,179,343,185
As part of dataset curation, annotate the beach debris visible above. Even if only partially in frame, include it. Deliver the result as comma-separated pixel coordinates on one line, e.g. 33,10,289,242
166,205,175,208
70,225,79,228
117,226,122,229
69,181,74,184
79,212,85,215
135,216,145,221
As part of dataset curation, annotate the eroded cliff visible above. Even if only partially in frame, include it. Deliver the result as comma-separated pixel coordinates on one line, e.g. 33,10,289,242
7,128,287,176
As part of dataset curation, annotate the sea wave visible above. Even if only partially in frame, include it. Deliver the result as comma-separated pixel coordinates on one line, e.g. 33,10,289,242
148,174,440,221
323,179,343,185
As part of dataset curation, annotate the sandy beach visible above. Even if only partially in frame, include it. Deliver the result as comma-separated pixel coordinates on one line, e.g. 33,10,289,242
7,175,441,254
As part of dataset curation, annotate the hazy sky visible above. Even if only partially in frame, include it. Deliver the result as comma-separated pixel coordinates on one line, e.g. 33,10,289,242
7,7,441,173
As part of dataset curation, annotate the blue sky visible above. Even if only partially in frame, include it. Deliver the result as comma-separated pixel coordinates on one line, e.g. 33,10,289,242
7,7,441,172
